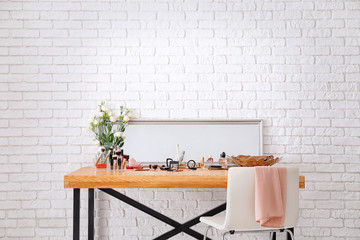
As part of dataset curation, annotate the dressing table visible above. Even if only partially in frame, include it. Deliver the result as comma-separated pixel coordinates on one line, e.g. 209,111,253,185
64,167,305,240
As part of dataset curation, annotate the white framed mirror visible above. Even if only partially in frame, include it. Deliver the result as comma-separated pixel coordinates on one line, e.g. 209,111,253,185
123,120,263,163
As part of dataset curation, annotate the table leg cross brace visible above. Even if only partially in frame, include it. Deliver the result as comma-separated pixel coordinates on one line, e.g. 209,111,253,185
100,188,226,240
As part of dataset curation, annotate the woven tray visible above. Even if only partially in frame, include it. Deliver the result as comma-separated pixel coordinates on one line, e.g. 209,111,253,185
230,155,279,167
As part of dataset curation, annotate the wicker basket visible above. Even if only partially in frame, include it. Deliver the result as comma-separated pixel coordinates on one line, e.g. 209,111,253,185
230,155,279,167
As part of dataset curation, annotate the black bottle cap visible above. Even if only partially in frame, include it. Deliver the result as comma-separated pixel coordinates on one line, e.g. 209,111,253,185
220,152,226,158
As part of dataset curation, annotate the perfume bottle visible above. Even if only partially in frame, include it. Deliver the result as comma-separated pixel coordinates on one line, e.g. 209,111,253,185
207,155,213,163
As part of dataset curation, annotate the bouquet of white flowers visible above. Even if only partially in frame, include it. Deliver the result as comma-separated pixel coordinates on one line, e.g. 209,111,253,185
89,101,131,150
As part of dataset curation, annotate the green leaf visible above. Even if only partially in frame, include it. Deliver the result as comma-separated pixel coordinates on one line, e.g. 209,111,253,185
101,133,106,141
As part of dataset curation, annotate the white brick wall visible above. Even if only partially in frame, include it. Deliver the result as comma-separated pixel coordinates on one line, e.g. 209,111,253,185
0,0,359,239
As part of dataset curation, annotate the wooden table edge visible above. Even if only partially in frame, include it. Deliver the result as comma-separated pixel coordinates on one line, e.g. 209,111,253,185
64,171,305,189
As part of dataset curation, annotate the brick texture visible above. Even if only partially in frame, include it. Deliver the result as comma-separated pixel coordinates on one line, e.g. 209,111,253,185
0,0,359,239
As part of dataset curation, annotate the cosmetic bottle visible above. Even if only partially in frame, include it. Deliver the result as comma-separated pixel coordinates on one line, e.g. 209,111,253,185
207,155,213,163
219,152,227,167
201,157,205,169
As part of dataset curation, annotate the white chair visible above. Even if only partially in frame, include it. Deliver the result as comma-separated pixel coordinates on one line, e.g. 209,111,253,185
200,167,299,240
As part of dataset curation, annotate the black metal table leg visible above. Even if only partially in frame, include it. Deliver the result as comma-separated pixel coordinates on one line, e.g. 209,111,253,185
154,203,226,240
287,228,294,240
271,232,276,240
88,189,94,240
73,189,80,240
100,188,215,240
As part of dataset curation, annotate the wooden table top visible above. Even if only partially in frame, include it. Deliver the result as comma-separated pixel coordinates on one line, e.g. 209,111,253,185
64,167,305,189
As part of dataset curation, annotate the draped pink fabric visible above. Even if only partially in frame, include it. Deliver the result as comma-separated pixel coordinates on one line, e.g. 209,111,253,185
255,166,287,228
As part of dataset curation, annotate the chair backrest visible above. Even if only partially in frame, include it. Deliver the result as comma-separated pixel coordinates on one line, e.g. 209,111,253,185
223,167,299,230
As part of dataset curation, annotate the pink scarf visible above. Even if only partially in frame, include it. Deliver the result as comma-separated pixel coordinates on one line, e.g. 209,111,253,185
255,166,287,228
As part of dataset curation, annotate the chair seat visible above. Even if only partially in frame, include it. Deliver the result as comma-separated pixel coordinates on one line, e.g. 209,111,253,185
200,215,295,232
200,215,226,230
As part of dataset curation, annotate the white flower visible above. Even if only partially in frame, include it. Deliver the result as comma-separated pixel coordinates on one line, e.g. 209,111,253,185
94,140,100,146
114,132,123,138
101,106,109,112
123,115,131,122
93,120,99,125
108,111,113,116
110,116,116,122
99,112,104,117
122,136,126,140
